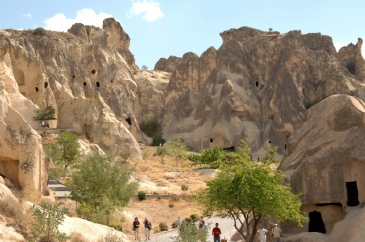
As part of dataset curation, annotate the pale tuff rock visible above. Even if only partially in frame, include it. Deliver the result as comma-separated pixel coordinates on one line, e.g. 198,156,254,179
159,27,365,158
284,232,328,242
154,55,183,72
0,17,144,160
279,95,365,205
58,216,130,242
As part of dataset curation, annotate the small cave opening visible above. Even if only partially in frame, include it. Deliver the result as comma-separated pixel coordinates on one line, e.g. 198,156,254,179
83,82,86,86
308,211,326,234
255,81,259,87
111,80,113,83
96,82,100,87
125,118,132,126
223,146,235,152
268,140,271,144
91,69,96,74
210,138,214,143
346,181,360,206
44,82,48,89
35,87,39,92
72,75,75,79
285,144,287,151
0,159,20,189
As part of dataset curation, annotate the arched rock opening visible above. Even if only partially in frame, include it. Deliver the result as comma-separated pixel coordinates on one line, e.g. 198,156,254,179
13,69,25,86
308,211,326,234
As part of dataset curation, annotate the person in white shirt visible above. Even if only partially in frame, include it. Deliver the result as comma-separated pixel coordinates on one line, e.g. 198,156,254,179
257,226,268,242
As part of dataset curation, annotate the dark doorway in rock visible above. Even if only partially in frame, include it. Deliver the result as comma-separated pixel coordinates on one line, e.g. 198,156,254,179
44,82,48,88
223,146,235,152
125,118,132,126
111,80,113,83
346,181,360,206
210,138,214,143
83,82,86,86
96,82,100,87
268,140,271,143
91,69,96,74
308,211,326,234
72,75,75,79
256,81,259,87
35,87,39,92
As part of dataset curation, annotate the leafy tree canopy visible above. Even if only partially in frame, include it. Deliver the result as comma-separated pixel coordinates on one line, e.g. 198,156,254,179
193,140,308,242
67,153,139,225
33,105,56,121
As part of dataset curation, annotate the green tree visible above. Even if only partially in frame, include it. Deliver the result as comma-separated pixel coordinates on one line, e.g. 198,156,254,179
262,146,280,165
67,153,138,225
200,146,225,166
57,131,80,170
193,147,307,242
33,105,56,121
29,202,68,242
153,146,168,164
165,141,189,167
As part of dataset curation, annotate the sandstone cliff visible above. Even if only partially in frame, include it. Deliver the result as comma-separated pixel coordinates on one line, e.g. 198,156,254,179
0,18,144,161
157,27,365,158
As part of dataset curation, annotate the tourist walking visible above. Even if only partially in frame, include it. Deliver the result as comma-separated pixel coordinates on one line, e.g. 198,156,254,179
212,223,221,242
272,224,282,242
257,225,268,242
144,217,152,240
133,217,140,240
175,216,183,235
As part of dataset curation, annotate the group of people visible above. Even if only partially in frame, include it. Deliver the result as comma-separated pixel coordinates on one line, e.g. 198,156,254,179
133,217,152,240
133,216,282,242
39,120,50,128
257,224,282,242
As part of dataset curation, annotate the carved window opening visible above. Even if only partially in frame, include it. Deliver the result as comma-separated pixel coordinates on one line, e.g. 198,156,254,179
44,82,48,89
255,81,259,87
210,138,214,143
35,87,39,92
83,82,86,86
72,75,75,79
268,140,271,144
91,69,96,74
96,82,100,87
346,181,359,206
125,118,132,126
308,211,326,234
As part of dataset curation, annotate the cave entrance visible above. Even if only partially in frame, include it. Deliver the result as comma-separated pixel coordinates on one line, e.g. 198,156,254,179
308,211,326,234
96,82,100,87
125,118,132,126
81,124,89,139
223,146,235,152
346,181,360,206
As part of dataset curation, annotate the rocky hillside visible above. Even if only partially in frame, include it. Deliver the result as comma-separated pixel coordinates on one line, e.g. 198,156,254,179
155,27,365,159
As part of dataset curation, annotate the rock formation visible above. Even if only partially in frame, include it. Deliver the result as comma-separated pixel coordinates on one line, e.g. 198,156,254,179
156,27,365,158
279,94,365,234
0,18,144,161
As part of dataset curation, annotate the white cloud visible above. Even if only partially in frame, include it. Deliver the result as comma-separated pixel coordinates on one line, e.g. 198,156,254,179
44,8,113,32
127,0,164,22
23,13,32,18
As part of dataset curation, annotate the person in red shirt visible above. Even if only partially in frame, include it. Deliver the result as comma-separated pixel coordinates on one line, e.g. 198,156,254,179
212,223,221,242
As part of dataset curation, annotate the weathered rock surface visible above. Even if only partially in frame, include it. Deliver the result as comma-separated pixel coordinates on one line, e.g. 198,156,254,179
284,232,328,242
0,17,144,160
58,216,130,241
279,95,365,205
325,206,365,242
154,55,182,72
158,27,365,157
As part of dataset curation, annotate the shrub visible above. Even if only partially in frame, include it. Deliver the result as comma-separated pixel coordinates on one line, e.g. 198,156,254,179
34,27,46,36
138,191,146,201
190,214,199,222
110,225,122,232
139,115,161,138
181,184,189,191
168,203,174,208
159,222,169,231
171,195,180,202
69,233,88,242
157,194,161,200
151,137,166,146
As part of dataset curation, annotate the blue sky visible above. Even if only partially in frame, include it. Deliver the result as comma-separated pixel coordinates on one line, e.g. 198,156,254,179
1,0,364,69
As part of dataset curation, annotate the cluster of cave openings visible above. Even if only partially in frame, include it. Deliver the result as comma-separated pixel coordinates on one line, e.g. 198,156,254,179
125,118,132,126
308,211,326,234
346,181,360,206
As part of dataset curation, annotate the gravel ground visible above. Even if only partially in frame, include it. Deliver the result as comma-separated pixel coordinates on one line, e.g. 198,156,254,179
130,216,242,242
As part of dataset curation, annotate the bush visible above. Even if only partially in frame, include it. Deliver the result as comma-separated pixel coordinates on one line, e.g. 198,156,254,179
190,214,199,222
159,222,169,231
171,195,180,202
168,203,174,208
138,191,146,201
97,231,124,242
157,194,161,200
139,115,161,138
110,225,122,232
181,185,189,191
34,27,46,36
151,137,166,146
69,233,88,242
